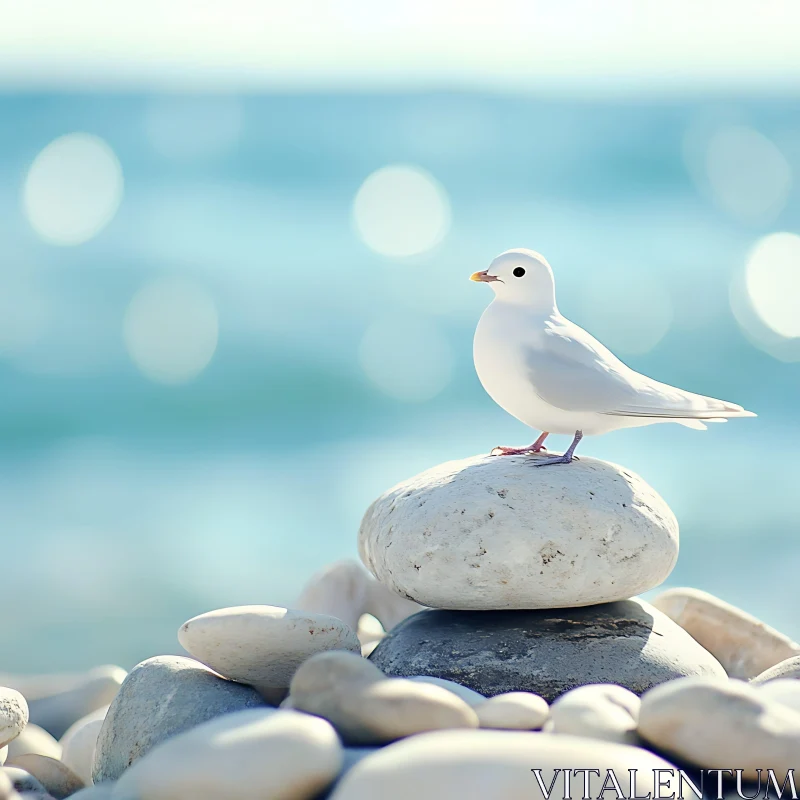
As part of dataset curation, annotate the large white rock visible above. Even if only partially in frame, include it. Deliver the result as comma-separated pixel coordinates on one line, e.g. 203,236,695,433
359,454,678,609
330,729,681,800
112,708,342,800
638,676,800,779
652,587,800,679
178,605,361,703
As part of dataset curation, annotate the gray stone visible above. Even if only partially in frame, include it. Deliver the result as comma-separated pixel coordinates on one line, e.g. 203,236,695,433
750,656,800,684
369,599,726,702
92,655,265,784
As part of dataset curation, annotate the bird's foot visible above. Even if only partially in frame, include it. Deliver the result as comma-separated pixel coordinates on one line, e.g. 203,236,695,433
531,453,578,467
491,444,547,456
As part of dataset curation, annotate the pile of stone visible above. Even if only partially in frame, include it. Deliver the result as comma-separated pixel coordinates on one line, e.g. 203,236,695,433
3,453,800,799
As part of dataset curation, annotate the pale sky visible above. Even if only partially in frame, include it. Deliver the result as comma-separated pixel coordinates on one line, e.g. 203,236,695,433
1,0,799,93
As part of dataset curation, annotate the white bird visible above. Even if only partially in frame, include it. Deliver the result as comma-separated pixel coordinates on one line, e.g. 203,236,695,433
471,248,755,466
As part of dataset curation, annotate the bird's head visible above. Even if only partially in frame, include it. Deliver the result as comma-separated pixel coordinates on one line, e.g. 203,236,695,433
470,248,556,310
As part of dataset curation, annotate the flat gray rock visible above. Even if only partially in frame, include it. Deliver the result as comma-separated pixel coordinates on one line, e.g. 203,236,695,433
369,598,726,702
92,656,265,784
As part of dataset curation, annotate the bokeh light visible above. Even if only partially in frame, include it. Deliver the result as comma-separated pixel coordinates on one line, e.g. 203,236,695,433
744,232,800,339
571,270,673,357
123,278,219,384
23,133,124,246
144,96,244,160
704,125,791,225
352,165,451,258
358,316,453,402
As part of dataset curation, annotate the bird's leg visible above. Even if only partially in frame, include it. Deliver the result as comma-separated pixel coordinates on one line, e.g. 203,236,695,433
491,432,549,456
533,430,583,467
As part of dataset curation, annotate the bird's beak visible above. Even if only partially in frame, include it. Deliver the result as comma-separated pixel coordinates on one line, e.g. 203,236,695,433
470,270,499,283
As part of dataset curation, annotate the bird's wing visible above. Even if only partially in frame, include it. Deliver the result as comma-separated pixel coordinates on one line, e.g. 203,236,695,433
527,317,755,420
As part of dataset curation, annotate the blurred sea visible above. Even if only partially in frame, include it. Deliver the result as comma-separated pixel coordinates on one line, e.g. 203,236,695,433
1,92,799,671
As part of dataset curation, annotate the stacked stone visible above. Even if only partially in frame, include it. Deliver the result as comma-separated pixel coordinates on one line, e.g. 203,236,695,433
5,454,800,798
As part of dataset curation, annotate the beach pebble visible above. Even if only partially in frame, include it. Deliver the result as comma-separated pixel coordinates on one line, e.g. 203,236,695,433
370,599,725,701
5,756,84,799
178,605,361,703
407,677,486,707
475,693,549,730
0,771,15,800
652,587,800,679
329,729,681,800
549,684,639,744
60,709,107,786
1,767,47,796
750,655,800,684
25,667,125,740
296,560,423,633
757,679,800,713
69,787,113,800
112,708,342,800
290,651,478,745
6,726,61,762
92,655,264,784
638,676,800,779
0,690,29,750
359,454,678,610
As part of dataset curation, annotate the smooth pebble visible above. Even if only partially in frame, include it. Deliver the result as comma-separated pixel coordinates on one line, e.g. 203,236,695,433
475,692,549,730
6,726,61,761
549,684,639,744
5,755,84,799
60,709,107,786
751,655,800,685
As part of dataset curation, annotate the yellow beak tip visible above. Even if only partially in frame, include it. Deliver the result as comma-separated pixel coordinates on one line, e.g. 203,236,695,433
469,272,483,282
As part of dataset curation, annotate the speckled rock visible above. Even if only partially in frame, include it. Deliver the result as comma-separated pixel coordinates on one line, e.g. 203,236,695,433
6,726,61,761
329,730,682,800
178,605,361,703
0,691,28,750
289,651,478,745
359,454,679,610
60,708,107,785
639,676,800,779
548,684,639,744
750,655,800,684
92,656,265,784
370,599,726,701
5,755,84,799
652,587,800,679
112,709,342,800
475,693,549,730
25,667,125,740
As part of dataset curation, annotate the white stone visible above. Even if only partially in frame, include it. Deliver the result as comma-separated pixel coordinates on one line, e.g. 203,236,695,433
652,587,800,679
0,689,28,749
358,454,678,609
757,679,800,713
5,753,85,798
178,605,361,703
0,746,5,766
751,656,800,684
329,729,682,800
407,677,486,707
60,708,107,785
296,560,423,631
475,692,549,730
548,684,639,744
6,724,62,761
639,676,800,779
289,651,478,745
111,708,342,800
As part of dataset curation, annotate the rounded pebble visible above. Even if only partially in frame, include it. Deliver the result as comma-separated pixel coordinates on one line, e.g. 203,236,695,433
112,709,342,800
475,692,549,730
5,755,84,799
329,729,682,800
652,587,800,679
549,684,639,744
0,690,29,749
178,605,361,703
639,676,800,779
290,651,478,745
60,709,107,786
6,726,61,761
92,655,264,784
359,454,679,609
751,655,800,684
406,677,486,707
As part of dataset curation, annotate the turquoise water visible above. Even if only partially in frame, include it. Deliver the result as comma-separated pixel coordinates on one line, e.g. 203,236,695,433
1,93,798,671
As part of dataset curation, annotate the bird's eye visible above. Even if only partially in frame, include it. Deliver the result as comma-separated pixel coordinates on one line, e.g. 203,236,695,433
513,267,525,278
